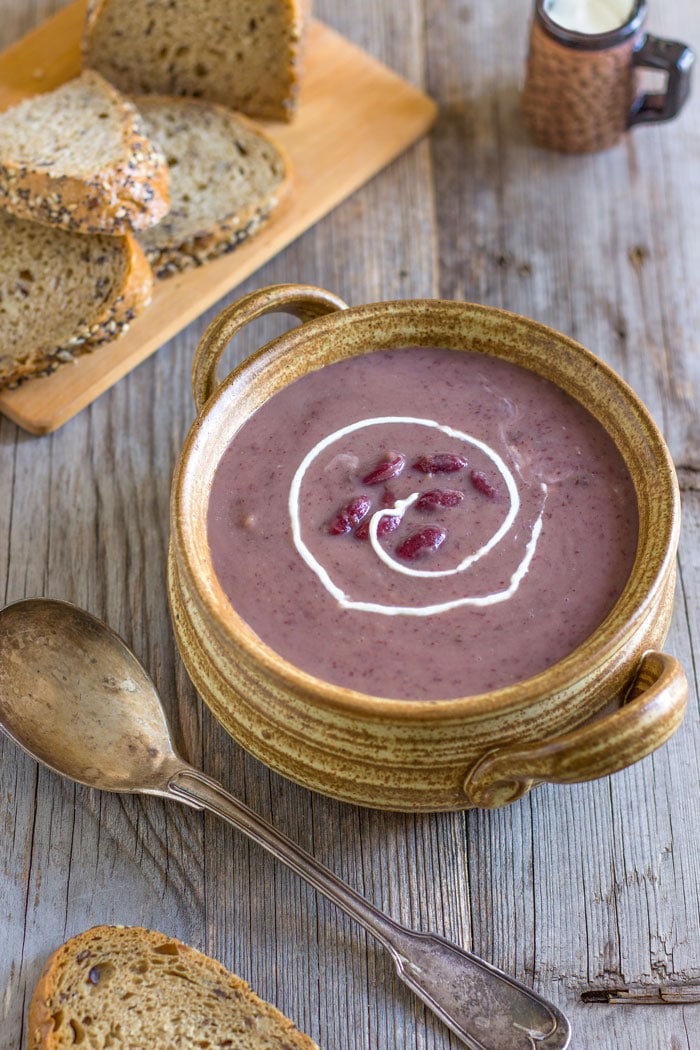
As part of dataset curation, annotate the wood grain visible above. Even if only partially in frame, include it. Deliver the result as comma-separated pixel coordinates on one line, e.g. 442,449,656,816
1,0,699,1049
0,0,435,434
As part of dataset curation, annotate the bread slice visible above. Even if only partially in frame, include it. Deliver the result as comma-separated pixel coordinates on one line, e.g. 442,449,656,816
27,925,321,1050
0,71,170,235
0,212,153,390
134,96,292,278
82,0,308,123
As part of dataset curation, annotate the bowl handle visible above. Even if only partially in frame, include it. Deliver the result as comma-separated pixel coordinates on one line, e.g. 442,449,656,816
191,284,349,412
463,651,688,808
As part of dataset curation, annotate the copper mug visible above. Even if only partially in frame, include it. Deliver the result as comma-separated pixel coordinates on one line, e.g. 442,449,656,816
522,0,695,152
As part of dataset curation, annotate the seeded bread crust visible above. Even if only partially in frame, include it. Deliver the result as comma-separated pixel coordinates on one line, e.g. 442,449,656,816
82,0,309,123
0,213,153,390
0,71,170,235
133,96,292,278
149,213,268,278
27,925,322,1050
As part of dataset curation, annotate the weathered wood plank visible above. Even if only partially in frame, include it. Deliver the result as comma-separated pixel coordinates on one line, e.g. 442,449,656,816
1,1,699,1050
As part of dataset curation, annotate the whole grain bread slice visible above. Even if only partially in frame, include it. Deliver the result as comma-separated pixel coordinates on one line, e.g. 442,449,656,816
27,925,321,1050
0,211,153,390
0,70,170,235
134,95,292,277
82,0,308,122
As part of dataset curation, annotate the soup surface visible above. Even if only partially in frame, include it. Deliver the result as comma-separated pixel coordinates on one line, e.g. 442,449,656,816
207,347,639,700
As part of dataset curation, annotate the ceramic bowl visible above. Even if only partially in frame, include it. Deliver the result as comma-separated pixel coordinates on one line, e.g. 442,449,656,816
168,283,687,812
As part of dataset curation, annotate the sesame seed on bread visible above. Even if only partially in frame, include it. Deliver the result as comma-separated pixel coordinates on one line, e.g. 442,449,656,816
0,211,153,390
134,96,292,278
82,0,308,123
27,925,321,1050
0,70,170,235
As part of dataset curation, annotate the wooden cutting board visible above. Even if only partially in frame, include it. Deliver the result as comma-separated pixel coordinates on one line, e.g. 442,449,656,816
0,1,436,434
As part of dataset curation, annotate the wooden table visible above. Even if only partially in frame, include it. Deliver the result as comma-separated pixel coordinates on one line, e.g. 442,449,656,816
1,2,698,1048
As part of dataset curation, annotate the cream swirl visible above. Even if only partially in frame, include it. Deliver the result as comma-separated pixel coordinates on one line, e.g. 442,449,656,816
289,416,547,617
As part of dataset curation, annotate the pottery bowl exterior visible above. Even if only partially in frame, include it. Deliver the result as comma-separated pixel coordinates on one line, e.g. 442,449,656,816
168,285,686,811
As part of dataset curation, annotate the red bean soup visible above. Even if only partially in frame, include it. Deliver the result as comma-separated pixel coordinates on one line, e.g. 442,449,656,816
207,347,639,700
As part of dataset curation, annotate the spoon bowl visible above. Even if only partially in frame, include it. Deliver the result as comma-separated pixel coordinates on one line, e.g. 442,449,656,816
0,596,571,1050
0,597,181,794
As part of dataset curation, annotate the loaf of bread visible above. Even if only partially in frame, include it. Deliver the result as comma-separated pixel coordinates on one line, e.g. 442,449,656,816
82,0,308,122
134,96,292,277
0,212,153,390
27,925,321,1050
0,70,170,235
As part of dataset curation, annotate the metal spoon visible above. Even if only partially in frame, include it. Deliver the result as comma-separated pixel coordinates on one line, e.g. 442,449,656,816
0,597,571,1050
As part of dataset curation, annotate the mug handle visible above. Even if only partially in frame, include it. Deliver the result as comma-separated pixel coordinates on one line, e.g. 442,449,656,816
191,284,349,413
463,651,687,808
629,36,695,126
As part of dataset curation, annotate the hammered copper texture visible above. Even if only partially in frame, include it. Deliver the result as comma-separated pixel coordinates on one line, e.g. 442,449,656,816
522,20,638,152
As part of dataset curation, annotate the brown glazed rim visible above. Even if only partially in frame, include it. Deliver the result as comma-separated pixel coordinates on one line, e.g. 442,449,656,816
535,0,646,50
172,299,680,722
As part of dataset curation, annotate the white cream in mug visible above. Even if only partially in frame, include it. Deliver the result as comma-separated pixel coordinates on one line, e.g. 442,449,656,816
543,0,635,34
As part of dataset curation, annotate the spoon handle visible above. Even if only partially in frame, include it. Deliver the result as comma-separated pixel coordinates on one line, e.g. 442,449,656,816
168,767,570,1050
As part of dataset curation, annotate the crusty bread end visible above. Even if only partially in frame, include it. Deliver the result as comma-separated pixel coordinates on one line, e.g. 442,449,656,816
82,0,308,122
